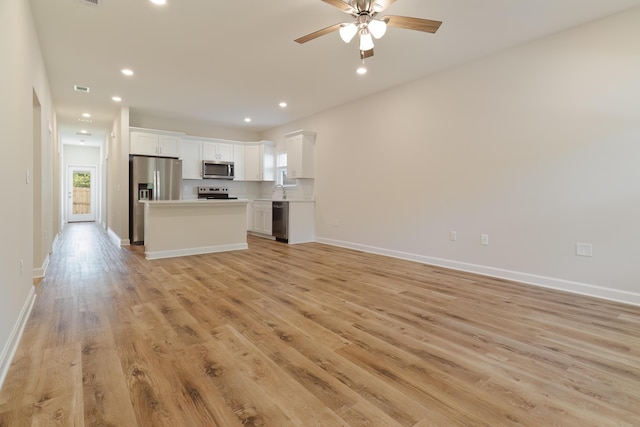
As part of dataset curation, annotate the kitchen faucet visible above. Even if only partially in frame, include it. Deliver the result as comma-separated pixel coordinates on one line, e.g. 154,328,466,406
273,184,287,200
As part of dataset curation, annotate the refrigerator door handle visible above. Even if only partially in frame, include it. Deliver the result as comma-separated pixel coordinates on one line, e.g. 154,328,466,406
155,170,159,200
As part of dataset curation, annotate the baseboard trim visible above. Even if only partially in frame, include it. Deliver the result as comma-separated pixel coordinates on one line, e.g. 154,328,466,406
247,231,276,240
145,243,249,260
315,237,640,307
0,286,36,390
32,253,50,279
107,228,129,247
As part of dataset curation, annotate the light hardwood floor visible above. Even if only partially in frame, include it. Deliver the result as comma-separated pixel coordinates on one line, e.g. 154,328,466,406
1,223,639,426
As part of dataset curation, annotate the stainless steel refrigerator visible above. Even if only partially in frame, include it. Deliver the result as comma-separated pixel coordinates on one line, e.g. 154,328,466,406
129,155,182,244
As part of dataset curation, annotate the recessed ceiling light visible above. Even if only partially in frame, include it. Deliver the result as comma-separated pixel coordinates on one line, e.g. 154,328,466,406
121,68,134,76
279,102,288,108
244,118,252,123
82,112,91,118
80,129,88,134
356,66,368,75
150,0,166,4
112,96,122,102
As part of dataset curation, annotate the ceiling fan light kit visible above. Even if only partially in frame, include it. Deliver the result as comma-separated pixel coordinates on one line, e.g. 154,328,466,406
359,28,374,51
339,23,358,43
296,0,442,61
368,18,387,39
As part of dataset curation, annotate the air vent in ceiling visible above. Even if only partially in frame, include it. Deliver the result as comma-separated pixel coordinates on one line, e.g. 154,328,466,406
74,85,90,93
79,0,100,7
76,132,92,136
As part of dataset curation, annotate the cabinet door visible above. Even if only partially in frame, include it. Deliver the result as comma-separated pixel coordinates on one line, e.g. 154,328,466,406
244,145,261,181
263,203,272,234
262,142,275,182
202,141,218,161
180,139,202,179
286,135,302,178
253,202,264,232
218,143,234,162
131,132,159,156
158,135,181,158
233,145,245,180
286,135,313,178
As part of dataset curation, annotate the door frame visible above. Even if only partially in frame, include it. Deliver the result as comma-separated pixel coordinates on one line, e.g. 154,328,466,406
66,165,97,223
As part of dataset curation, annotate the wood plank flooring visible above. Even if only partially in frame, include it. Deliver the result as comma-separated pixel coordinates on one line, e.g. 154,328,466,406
1,222,639,426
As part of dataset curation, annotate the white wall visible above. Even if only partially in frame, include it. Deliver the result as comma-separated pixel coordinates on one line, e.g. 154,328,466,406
130,112,260,142
106,108,130,244
0,0,55,386
261,7,640,305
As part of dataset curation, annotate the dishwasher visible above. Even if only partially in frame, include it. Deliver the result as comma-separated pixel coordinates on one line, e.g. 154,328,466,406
272,201,289,243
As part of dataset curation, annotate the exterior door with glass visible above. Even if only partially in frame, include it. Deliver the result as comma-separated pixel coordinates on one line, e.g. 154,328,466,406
67,166,96,222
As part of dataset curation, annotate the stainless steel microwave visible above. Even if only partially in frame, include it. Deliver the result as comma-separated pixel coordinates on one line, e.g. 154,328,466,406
202,160,234,180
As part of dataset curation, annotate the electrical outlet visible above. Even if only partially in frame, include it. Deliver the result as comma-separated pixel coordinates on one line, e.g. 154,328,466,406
481,234,489,245
26,168,30,184
576,243,593,257
450,231,457,241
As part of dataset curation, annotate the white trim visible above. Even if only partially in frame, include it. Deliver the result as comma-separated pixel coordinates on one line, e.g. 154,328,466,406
107,228,129,247
145,243,248,260
0,286,37,390
32,253,50,279
315,237,640,307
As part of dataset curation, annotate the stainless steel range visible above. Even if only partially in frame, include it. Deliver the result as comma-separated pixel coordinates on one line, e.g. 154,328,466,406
197,186,238,200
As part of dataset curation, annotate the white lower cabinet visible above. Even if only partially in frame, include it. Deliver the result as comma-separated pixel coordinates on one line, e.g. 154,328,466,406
250,201,272,235
287,202,315,244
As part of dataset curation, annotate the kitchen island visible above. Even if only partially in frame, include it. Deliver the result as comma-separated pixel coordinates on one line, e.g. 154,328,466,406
141,199,249,260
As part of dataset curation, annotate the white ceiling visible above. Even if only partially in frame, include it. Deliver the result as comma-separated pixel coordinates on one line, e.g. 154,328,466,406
29,0,640,146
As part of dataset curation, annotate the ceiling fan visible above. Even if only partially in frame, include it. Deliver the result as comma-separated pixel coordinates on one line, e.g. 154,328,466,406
295,0,442,59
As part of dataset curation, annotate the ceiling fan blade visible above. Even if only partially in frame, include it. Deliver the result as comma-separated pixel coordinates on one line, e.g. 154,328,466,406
295,23,343,44
321,0,356,13
371,0,396,12
384,16,442,33
360,48,374,59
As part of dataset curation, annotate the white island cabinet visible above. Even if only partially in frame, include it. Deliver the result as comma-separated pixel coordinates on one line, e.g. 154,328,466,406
142,199,249,260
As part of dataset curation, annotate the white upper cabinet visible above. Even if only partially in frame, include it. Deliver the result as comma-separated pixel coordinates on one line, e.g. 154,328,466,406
241,141,274,182
202,139,234,162
130,128,182,158
285,130,316,179
233,144,245,181
180,138,203,180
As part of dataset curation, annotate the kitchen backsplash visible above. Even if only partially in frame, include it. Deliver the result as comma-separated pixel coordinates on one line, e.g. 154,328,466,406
182,179,314,201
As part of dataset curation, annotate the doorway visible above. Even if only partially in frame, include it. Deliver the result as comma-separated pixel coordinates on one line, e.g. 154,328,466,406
67,166,97,222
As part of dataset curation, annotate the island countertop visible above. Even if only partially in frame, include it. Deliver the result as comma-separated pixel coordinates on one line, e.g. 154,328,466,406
141,198,250,205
